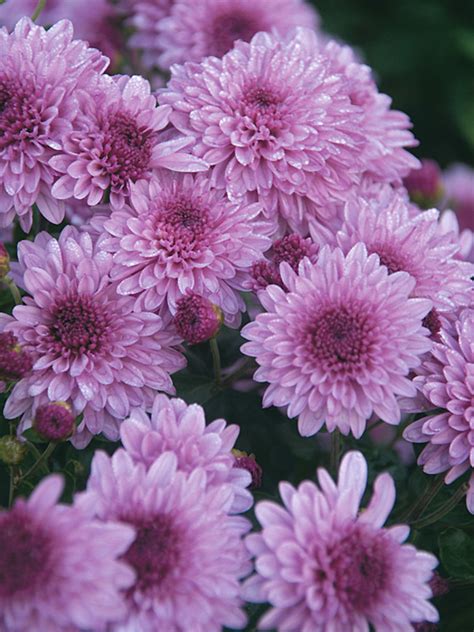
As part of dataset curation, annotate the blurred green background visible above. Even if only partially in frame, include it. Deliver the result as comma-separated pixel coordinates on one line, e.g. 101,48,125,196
313,0,474,167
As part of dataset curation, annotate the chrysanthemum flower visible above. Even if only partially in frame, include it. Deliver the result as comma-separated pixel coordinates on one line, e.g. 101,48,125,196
0,18,107,231
0,0,122,62
404,309,474,514
243,451,438,631
241,244,432,438
154,0,319,69
50,74,206,211
335,194,474,312
124,0,173,69
80,448,252,631
96,172,270,324
121,394,253,513
160,29,365,219
1,227,185,447
321,39,419,183
0,474,135,632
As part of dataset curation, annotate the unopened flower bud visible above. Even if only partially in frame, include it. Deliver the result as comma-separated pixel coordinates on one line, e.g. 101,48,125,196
0,435,27,465
0,243,9,279
403,159,444,208
0,332,33,390
174,292,223,345
232,449,262,488
34,402,75,442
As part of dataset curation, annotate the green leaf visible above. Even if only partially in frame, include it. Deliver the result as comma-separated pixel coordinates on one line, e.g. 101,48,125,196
439,529,474,579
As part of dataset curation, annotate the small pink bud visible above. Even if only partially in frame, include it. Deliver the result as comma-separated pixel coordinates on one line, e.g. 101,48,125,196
0,332,33,389
232,449,262,488
403,159,444,208
34,402,75,442
174,292,223,345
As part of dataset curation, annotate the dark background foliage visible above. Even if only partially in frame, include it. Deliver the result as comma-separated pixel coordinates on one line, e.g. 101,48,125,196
313,0,474,167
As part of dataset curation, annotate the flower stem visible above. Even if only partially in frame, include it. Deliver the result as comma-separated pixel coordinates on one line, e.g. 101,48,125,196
330,429,341,477
400,474,445,522
8,467,15,507
19,442,56,483
221,357,255,388
5,277,21,305
31,0,46,21
412,483,468,528
209,337,222,387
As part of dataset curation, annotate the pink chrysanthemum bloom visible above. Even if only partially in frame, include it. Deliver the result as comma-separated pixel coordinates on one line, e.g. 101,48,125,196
1,227,185,447
124,0,174,70
0,18,107,231
241,244,432,438
0,0,122,62
160,29,366,229
439,209,474,264
249,233,319,291
154,0,319,69
121,393,253,513
335,194,474,312
96,172,270,324
0,474,135,632
243,451,438,631
50,74,206,211
321,39,419,183
443,163,474,232
404,309,474,514
80,448,252,631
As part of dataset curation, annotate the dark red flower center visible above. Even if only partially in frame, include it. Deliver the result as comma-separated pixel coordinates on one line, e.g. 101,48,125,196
124,514,181,592
105,112,154,188
0,78,41,149
307,306,373,369
371,243,407,275
48,292,112,357
313,524,391,614
210,10,263,57
153,194,210,259
273,234,311,270
0,507,53,598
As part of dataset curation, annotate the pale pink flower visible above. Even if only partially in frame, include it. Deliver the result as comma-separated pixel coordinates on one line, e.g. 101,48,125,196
160,29,366,231
124,0,174,70
50,74,206,211
155,0,319,69
121,393,253,513
404,308,474,514
243,451,438,631
80,448,252,631
0,475,135,632
241,244,432,438
1,227,185,447
321,39,420,183
335,194,474,312
0,18,107,231
96,172,270,325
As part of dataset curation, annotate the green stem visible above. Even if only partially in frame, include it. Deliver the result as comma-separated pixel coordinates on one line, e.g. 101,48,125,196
5,278,21,305
8,467,15,507
330,429,341,477
209,337,222,387
400,474,445,522
412,483,468,528
25,441,50,475
19,442,56,483
31,0,46,21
